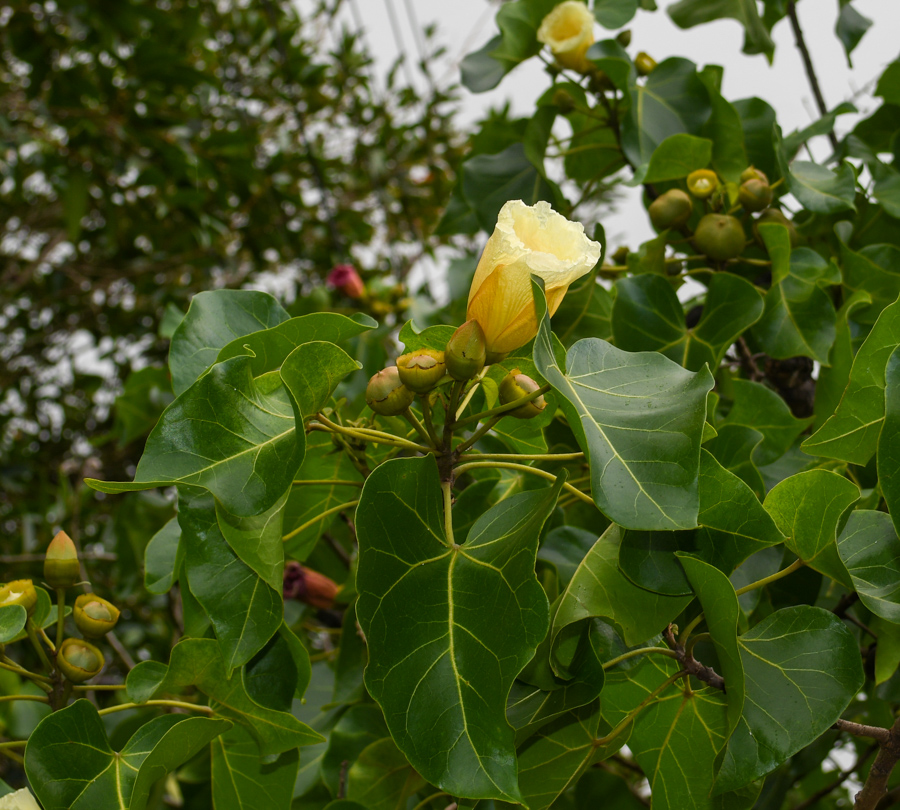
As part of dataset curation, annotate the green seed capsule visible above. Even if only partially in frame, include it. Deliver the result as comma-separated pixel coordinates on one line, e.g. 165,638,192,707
397,349,446,394
738,178,773,212
649,189,693,231
693,214,746,261
57,638,104,684
499,369,547,419
73,593,120,639
365,367,415,416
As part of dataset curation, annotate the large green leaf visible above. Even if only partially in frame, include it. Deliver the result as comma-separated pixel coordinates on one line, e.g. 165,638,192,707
750,234,839,364
836,2,872,65
734,97,778,182
837,510,900,623
612,273,763,371
215,491,286,593
668,0,774,58
880,346,900,533
763,470,857,587
179,487,282,673
534,279,714,530
211,725,299,810
552,278,614,346
144,517,182,595
602,657,731,810
802,294,900,464
507,676,605,744
320,705,388,796
345,738,426,810
715,607,864,793
642,134,713,183
87,354,304,518
26,700,229,810
553,524,690,651
281,341,361,420
839,241,900,325
169,289,289,396
699,70,747,183
779,156,857,215
0,605,27,644
621,57,711,168
126,638,322,757
355,455,561,802
720,379,812,465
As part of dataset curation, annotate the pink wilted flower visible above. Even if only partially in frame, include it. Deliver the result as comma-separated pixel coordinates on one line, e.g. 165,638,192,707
327,264,365,299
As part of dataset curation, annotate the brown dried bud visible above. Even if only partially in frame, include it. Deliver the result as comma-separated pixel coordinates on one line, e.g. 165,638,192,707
283,562,338,609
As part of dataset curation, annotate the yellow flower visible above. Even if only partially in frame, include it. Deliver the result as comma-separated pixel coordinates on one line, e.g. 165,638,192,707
466,200,601,359
537,1,596,74
0,788,41,810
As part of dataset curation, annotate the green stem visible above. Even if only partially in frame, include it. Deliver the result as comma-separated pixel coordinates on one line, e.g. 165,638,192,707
594,670,686,746
97,700,214,717
455,367,490,421
454,416,502,454
0,658,52,686
314,415,429,453
678,614,705,646
602,646,680,671
410,792,451,810
73,683,128,691
282,500,359,542
0,740,27,750
421,395,442,449
459,451,584,463
734,558,804,596
25,620,53,673
55,589,66,652
402,408,435,448
292,479,363,487
443,380,465,450
454,384,551,429
442,482,455,546
0,694,50,705
38,625,55,653
454,461,595,507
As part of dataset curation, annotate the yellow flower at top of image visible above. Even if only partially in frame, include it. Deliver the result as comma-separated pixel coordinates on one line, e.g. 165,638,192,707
466,199,601,361
0,788,41,810
537,1,596,74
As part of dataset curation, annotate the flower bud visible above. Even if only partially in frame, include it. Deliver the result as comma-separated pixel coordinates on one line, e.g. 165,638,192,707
365,367,415,416
73,593,120,639
57,638,104,684
0,580,37,617
755,208,800,248
687,169,719,199
44,531,80,590
537,1,595,74
616,29,632,47
740,166,768,185
445,320,487,380
738,178,773,212
283,561,338,609
693,214,746,261
396,349,446,394
635,51,657,76
499,369,547,419
648,189,693,231
611,245,629,265
327,264,365,299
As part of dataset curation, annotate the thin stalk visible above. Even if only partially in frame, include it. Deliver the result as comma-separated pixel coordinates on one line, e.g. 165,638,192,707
0,694,50,705
292,479,363,488
0,748,23,764
313,415,430,453
38,626,55,653
678,614,705,646
73,683,128,691
459,451,584,463
442,482,455,546
421,395,442,448
594,670,686,747
97,700,214,717
454,384,551,429
55,588,65,651
0,658,52,685
25,620,53,672
734,559,804,596
282,501,359,542
402,408,434,448
455,367,490,421
602,647,680,671
410,793,451,810
454,461,595,507
442,380,466,450
454,415,502,454
0,740,26,750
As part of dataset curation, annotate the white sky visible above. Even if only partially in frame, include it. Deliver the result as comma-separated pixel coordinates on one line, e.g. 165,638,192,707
301,0,897,258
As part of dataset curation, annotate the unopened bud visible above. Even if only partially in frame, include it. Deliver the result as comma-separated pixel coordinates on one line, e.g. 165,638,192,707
57,638,104,684
73,593,120,639
738,178,773,212
283,562,338,609
740,166,768,185
499,370,547,419
0,580,37,617
365,367,415,416
327,264,366,299
649,189,692,231
635,51,657,76
616,29,632,47
44,531,80,590
687,169,719,199
397,349,446,394
445,320,487,380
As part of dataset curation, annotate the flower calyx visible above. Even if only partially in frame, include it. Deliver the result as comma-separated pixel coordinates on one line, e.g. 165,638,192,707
0,580,37,617
366,367,415,416
73,593,120,639
445,320,487,381
397,349,446,394
57,638,105,684
499,369,547,420
44,530,80,590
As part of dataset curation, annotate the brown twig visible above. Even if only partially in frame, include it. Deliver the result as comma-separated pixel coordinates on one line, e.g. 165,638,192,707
786,1,839,151
835,720,892,745
794,745,877,810
663,625,725,692
850,716,900,809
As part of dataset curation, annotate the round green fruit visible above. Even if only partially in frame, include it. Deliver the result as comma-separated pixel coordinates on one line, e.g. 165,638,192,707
693,214,746,261
648,189,692,231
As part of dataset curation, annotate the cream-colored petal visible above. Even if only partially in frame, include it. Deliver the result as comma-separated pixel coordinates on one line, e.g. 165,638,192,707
0,789,41,810
537,1,595,72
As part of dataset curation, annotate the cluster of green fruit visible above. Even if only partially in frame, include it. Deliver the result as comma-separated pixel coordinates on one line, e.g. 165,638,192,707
364,320,546,420
0,532,120,684
648,167,795,262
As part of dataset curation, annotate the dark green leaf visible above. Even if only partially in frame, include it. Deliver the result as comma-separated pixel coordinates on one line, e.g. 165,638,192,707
875,59,900,106
778,154,857,215
836,2,872,65
763,470,858,587
534,278,714,530
0,605,27,644
169,290,289,396
733,97,778,181
668,0,774,58
803,294,900,464
281,342,361,420
321,705,388,796
144,517,183,595
781,103,857,159
840,241,900,325
398,321,456,353
356,455,561,802
699,72,748,183
345,738,426,810
837,510,900,622
643,134,713,182
593,0,637,29
879,346,900,535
